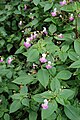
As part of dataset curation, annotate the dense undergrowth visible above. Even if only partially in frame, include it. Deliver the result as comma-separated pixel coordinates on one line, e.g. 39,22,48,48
0,0,80,120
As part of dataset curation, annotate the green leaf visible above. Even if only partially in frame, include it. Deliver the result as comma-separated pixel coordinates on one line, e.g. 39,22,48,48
58,51,67,62
77,17,80,32
37,69,49,88
4,113,10,120
7,44,13,52
44,18,52,22
48,67,56,77
44,3,53,12
42,100,57,120
33,0,40,6
59,89,75,100
50,78,60,92
68,50,79,61
61,44,69,52
15,46,24,54
29,111,37,120
60,3,76,12
31,18,38,26
22,98,29,107
69,59,80,68
46,113,56,120
33,91,53,103
10,100,21,113
49,24,57,34
56,96,65,105
64,105,80,120
20,85,28,95
12,75,34,85
56,70,72,80
74,39,80,56
23,49,39,62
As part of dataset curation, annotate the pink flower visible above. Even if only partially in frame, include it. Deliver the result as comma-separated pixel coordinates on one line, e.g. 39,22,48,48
29,34,34,41
51,12,56,17
8,57,13,64
24,38,31,48
19,21,22,26
33,63,37,69
69,14,74,21
46,65,52,69
0,57,3,63
41,103,48,109
33,31,37,39
39,57,47,63
41,99,48,110
58,33,64,38
60,0,67,6
24,42,31,48
24,5,27,10
51,8,57,17
39,53,47,63
78,14,80,17
46,61,52,69
43,27,48,35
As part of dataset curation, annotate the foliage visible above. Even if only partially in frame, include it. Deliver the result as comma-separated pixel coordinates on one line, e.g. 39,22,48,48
0,0,80,120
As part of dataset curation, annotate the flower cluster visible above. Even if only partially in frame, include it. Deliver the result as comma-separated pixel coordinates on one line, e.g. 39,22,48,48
0,57,13,65
24,27,48,49
39,53,52,69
